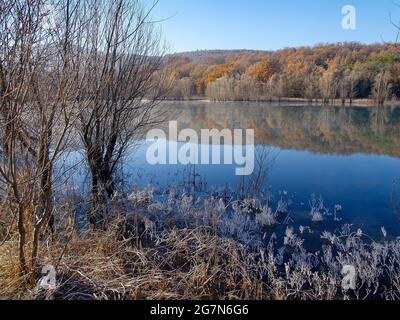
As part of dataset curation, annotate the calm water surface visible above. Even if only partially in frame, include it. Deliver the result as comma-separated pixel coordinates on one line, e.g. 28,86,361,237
126,102,400,238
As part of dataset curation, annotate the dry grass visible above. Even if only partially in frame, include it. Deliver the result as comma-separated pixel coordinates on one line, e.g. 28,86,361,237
1,190,400,300
0,222,262,300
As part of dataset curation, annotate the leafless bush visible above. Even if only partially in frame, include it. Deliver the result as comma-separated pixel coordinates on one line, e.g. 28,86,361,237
0,0,167,278
372,71,392,105
206,76,270,102
0,0,87,275
71,0,167,226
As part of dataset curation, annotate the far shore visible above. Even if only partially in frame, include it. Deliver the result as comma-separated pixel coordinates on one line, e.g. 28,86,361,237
161,97,400,107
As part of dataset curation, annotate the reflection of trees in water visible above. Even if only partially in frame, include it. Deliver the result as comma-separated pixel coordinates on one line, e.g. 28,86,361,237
166,102,400,158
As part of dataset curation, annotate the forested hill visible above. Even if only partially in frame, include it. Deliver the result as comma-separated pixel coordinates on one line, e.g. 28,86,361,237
162,43,400,103
168,49,269,63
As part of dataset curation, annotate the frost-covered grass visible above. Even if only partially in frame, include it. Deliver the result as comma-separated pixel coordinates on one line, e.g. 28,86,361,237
0,188,399,300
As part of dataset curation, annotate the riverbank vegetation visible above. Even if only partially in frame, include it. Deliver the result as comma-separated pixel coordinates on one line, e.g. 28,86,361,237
1,188,400,300
163,44,400,105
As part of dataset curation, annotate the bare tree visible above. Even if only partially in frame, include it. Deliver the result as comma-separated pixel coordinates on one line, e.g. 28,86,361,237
347,70,360,105
73,0,166,225
338,70,360,105
205,76,270,102
0,0,167,272
372,71,391,105
206,76,235,101
320,72,337,105
304,76,320,104
268,74,286,103
0,0,86,273
171,77,194,100
338,76,349,105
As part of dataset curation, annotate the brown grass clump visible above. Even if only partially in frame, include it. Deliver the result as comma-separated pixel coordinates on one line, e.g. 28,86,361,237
0,241,32,299
0,216,263,300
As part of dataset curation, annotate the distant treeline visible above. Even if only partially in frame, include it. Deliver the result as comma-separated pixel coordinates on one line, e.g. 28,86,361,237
162,43,400,104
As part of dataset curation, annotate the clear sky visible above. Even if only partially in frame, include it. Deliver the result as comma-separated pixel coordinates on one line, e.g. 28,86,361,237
148,0,400,53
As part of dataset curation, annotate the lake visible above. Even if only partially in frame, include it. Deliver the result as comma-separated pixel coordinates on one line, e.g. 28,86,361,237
122,101,400,239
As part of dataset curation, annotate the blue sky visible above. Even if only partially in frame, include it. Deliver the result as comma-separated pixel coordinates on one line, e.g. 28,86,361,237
148,0,400,53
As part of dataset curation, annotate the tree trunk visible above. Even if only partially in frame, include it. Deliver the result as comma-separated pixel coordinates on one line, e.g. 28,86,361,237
17,204,28,275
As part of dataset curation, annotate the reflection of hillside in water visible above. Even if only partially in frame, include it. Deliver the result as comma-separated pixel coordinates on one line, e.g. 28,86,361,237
161,102,400,158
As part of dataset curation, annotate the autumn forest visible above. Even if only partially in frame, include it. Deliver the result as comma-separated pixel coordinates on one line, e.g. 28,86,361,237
163,43,400,105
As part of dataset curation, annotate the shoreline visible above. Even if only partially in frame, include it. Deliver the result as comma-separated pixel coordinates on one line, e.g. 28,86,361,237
161,97,400,108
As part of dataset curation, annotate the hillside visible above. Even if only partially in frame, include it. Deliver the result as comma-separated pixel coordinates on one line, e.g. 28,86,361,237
162,43,400,103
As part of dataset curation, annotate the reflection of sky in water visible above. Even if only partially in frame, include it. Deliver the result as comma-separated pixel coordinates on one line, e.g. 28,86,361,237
126,138,400,240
